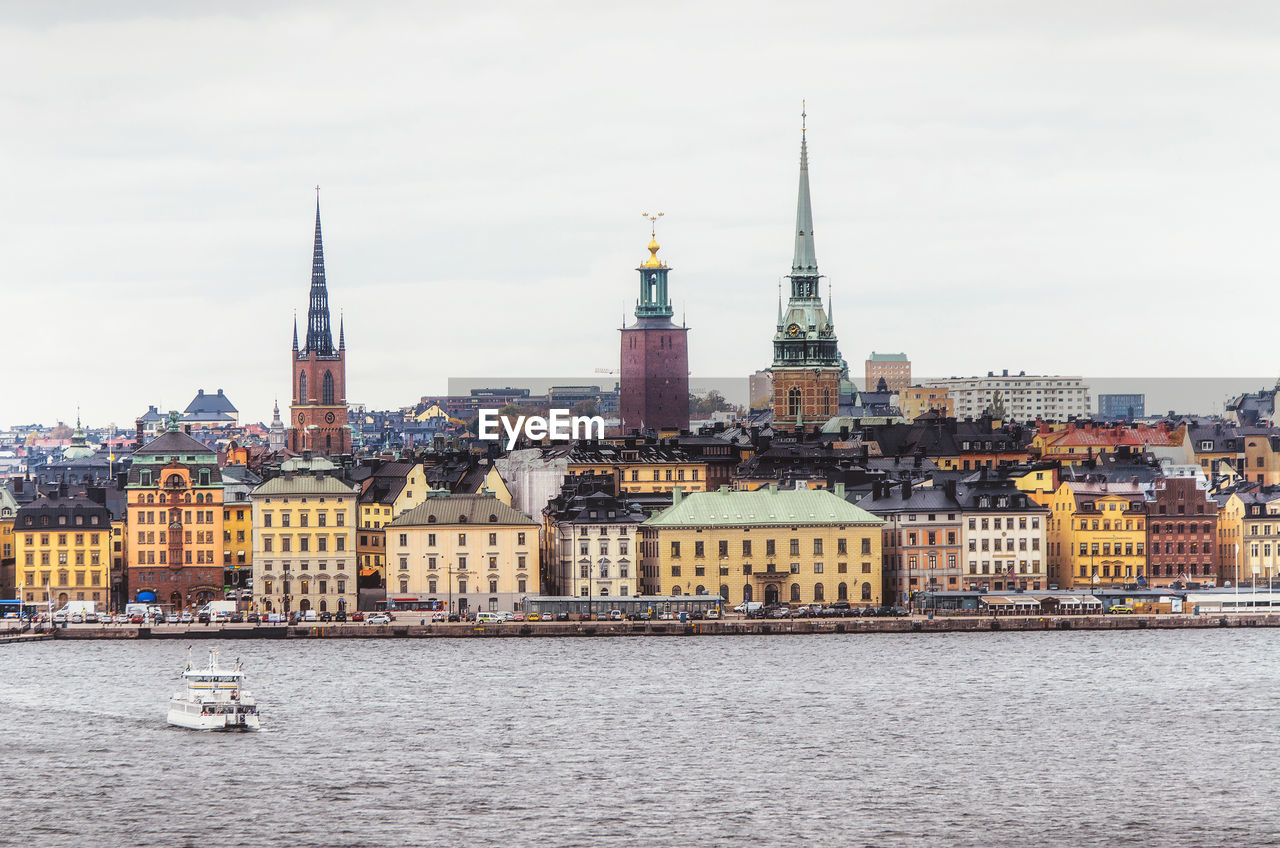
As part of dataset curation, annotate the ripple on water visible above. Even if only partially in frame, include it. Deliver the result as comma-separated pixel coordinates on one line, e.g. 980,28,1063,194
0,631,1278,847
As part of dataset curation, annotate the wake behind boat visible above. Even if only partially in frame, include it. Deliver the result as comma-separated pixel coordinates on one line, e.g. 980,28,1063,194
168,648,261,731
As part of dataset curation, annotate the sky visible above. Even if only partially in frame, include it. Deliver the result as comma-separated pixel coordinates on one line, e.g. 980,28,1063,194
3,1,1280,428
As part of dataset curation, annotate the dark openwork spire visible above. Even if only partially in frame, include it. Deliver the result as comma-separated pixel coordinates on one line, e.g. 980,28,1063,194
305,192,335,356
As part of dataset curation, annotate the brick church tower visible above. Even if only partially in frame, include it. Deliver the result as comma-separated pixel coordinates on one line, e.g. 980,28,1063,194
771,107,843,431
620,218,690,434
289,198,351,456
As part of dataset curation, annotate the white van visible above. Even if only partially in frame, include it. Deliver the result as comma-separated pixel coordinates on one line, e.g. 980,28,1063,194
475,611,503,624
302,609,318,622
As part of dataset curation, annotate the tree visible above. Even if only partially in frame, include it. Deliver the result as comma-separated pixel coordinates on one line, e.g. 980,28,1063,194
570,399,601,418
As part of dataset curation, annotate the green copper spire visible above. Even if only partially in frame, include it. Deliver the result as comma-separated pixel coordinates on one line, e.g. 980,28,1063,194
790,102,819,287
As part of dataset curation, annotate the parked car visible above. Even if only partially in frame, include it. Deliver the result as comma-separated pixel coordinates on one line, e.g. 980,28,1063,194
334,611,347,622
447,613,461,622
247,612,261,624
431,612,447,622
367,613,391,625
510,612,525,621
527,612,541,621
129,613,144,624
1109,605,1134,614
350,611,365,622
196,611,211,624
704,608,721,620
230,612,245,623
318,611,333,622
180,612,193,624
766,606,791,619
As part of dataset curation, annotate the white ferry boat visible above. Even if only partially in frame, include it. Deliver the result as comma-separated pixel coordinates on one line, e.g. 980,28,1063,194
167,649,261,731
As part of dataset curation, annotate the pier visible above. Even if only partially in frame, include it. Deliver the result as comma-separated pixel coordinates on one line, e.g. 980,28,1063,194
34,612,1280,640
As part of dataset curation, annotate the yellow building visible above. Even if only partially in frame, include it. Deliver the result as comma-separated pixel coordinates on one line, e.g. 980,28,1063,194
356,462,432,585
250,456,358,616
1221,490,1280,586
1046,481,1147,589
385,491,538,615
567,443,708,495
1010,464,1060,508
1242,434,1280,486
899,386,953,421
640,484,884,608
14,493,114,610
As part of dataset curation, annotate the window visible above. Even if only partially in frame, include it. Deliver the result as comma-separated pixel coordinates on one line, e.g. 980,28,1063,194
813,539,823,555
790,539,800,556
488,532,497,546
695,541,704,557
671,541,681,558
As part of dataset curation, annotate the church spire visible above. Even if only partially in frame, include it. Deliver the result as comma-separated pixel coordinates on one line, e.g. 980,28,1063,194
292,314,299,351
790,101,820,290
305,190,335,355
339,312,345,349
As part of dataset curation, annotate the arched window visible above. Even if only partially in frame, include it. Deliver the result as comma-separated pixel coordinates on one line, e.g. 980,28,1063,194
671,586,682,596
837,582,848,600
299,371,308,403
323,371,335,405
694,584,705,595
742,584,752,603
814,583,824,602
788,387,802,418
199,469,210,486
790,583,801,603
861,583,872,601
719,584,729,602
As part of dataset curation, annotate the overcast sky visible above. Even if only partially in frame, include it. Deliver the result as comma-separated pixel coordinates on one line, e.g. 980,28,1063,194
4,1,1280,428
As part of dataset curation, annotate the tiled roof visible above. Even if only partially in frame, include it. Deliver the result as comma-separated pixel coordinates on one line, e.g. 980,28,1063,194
183,389,238,415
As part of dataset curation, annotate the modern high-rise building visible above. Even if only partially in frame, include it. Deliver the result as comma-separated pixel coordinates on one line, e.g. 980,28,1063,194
619,221,690,434
771,109,842,430
289,198,351,455
920,371,1090,422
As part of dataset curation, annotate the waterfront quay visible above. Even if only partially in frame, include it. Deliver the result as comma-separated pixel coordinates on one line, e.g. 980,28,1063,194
14,611,1280,640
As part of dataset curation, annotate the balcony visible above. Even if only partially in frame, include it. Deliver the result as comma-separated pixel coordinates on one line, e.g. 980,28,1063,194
750,569,790,581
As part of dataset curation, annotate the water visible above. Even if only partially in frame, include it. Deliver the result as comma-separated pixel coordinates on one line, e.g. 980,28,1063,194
1,630,1278,847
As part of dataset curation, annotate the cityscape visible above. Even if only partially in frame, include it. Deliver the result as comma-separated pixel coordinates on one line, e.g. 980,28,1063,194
4,6,1280,848
3,116,1279,628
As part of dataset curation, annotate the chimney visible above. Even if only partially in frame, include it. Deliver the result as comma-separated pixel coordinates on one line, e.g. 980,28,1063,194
901,481,912,500
872,481,883,500
672,486,683,506
135,419,145,447
14,477,23,494
833,482,846,499
944,479,958,500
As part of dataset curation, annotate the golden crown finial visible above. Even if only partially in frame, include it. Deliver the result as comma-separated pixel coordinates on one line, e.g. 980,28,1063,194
641,211,665,268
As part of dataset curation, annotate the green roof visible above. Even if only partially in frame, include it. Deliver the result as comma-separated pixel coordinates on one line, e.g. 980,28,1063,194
644,487,885,528
867,352,908,362
389,492,537,528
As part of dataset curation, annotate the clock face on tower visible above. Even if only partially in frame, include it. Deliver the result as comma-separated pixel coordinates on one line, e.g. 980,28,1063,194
786,323,801,338
297,412,304,424
325,411,336,424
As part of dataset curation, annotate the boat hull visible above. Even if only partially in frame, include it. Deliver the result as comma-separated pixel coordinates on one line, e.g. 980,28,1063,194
168,703,260,731
167,710,260,731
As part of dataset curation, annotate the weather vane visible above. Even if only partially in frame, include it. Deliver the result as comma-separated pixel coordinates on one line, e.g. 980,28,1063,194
801,99,806,132
642,211,664,237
